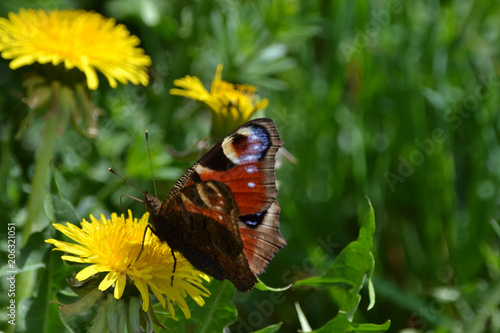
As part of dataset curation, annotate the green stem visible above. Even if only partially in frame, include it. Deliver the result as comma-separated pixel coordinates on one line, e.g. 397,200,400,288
22,113,58,245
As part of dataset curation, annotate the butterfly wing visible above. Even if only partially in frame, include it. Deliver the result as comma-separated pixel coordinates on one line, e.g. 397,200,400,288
171,118,286,276
149,118,286,290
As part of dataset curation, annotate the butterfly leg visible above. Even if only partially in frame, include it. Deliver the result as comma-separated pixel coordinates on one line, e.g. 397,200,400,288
134,224,155,264
171,249,177,287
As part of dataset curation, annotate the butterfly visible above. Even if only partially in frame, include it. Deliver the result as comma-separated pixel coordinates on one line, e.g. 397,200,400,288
144,118,286,292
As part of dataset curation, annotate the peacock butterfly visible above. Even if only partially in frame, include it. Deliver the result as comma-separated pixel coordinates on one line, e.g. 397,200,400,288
144,118,286,292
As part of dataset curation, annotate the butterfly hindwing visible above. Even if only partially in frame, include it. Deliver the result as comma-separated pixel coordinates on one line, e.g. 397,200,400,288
239,201,286,276
148,181,257,291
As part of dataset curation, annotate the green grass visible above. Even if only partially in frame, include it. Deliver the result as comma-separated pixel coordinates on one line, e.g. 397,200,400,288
1,0,500,332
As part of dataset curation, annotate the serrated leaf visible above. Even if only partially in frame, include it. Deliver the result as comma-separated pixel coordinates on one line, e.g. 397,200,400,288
294,199,389,332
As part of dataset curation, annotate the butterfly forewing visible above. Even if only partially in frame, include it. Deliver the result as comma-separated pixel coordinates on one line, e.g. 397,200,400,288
167,118,283,215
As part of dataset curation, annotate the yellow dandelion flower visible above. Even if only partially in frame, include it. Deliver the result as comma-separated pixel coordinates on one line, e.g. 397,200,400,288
0,9,151,90
45,211,210,319
170,64,269,136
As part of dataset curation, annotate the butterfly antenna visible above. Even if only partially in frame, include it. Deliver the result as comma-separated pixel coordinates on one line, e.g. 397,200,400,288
145,131,158,197
108,168,146,195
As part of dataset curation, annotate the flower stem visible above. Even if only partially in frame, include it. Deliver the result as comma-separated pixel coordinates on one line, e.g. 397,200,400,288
22,112,58,245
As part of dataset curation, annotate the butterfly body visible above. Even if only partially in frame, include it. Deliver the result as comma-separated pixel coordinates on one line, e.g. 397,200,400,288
146,118,286,292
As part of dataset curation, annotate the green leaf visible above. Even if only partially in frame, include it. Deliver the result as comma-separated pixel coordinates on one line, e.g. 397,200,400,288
312,314,391,332
251,322,283,333
294,199,389,332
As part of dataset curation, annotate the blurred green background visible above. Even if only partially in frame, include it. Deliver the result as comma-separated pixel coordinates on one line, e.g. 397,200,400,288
1,0,500,332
